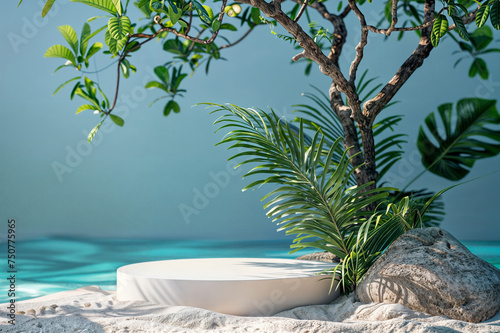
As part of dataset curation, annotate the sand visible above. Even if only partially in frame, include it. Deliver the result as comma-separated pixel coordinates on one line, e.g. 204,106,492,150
1,286,500,332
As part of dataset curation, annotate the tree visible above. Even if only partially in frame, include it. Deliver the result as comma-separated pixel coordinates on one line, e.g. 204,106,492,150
21,0,499,190
18,0,500,291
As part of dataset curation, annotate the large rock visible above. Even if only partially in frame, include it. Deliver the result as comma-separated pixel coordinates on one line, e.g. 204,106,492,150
355,227,500,323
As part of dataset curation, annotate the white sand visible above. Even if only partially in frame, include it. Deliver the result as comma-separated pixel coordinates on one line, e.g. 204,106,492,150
1,286,499,332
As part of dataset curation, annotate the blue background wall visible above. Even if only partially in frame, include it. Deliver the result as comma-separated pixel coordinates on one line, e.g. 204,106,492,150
1,0,499,241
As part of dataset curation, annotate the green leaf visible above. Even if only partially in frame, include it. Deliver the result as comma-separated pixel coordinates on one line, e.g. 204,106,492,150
417,98,500,181
164,100,180,115
192,0,210,24
154,66,170,85
220,23,237,31
432,14,448,40
211,19,221,31
17,0,23,7
150,0,167,13
470,26,493,50
108,16,131,40
469,57,489,79
105,29,127,54
452,15,470,41
110,0,122,15
168,2,182,24
145,80,169,93
76,104,99,114
85,42,103,60
251,7,261,24
491,0,500,29
110,114,125,126
53,76,81,95
476,1,490,27
88,121,103,143
44,44,77,66
71,0,118,15
80,23,92,56
42,0,57,17
58,25,79,55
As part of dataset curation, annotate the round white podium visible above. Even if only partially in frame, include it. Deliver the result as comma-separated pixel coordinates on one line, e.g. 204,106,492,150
117,258,339,316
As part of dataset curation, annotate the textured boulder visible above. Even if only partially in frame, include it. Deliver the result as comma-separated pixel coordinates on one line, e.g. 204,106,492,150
296,252,341,263
356,227,500,323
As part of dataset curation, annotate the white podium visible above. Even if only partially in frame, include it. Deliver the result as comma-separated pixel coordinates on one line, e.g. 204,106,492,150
117,258,340,316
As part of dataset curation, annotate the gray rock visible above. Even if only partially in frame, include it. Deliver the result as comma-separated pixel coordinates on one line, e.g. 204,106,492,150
355,227,500,323
296,252,341,263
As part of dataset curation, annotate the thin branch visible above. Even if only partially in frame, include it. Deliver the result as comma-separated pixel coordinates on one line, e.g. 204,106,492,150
292,50,307,61
218,26,256,50
347,0,368,88
366,7,446,35
340,5,351,19
362,0,436,124
386,0,399,36
294,0,308,22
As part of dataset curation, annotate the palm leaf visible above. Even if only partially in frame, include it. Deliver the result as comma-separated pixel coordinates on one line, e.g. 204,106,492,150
209,103,397,293
417,98,500,180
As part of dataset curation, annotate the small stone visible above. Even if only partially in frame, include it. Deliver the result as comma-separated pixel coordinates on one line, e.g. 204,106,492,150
84,303,91,307
26,309,36,316
296,252,341,263
16,311,25,315
50,304,58,309
39,306,46,314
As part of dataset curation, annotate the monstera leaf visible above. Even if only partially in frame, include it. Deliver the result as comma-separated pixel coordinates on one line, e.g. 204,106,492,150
418,98,500,181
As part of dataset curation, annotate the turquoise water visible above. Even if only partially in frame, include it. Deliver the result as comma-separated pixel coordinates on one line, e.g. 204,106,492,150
1,238,499,304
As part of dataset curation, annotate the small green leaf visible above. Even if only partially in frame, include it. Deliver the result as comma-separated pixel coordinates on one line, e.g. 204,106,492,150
164,100,180,116
150,0,167,13
42,0,56,18
251,7,261,24
80,23,91,56
76,104,99,114
85,42,103,60
108,16,131,40
168,2,182,24
145,80,169,93
44,44,77,66
110,114,125,126
18,0,23,8
58,25,79,55
476,1,490,27
110,0,122,15
211,19,221,31
220,23,237,31
491,0,500,30
71,0,118,15
88,121,103,143
192,0,210,24
452,15,470,41
154,66,170,84
53,76,81,95
434,15,448,38
469,57,489,79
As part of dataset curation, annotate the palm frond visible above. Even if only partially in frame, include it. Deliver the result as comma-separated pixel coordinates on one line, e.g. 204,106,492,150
209,103,398,293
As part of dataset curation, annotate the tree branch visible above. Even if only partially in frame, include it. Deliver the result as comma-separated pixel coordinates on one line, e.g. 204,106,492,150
218,26,256,50
386,0,399,36
294,0,308,22
362,0,436,125
347,0,368,92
